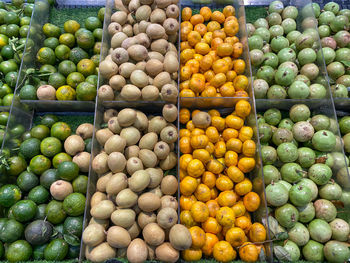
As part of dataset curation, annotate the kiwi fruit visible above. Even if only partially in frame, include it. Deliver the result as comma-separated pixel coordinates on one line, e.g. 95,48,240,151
106,173,128,195
120,127,141,146
192,111,211,129
146,167,164,188
116,188,138,208
160,195,178,210
104,109,118,122
142,223,165,246
97,172,112,192
107,152,127,173
138,192,161,212
160,126,178,143
90,192,107,207
126,157,144,175
110,209,136,228
137,212,157,229
157,207,177,229
108,117,122,134
118,108,137,127
160,175,178,195
96,128,114,146
148,116,167,134
125,145,140,159
107,226,131,248
139,132,158,149
138,149,158,168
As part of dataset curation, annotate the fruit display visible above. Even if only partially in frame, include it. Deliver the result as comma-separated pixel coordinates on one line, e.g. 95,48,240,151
0,0,34,106
178,100,267,262
98,0,179,102
0,114,93,261
180,6,248,98
313,2,350,98
18,7,105,101
82,104,192,263
248,1,329,100
256,104,350,262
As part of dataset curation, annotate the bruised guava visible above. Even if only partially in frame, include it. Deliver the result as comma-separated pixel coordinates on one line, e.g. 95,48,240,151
265,181,289,207
308,219,332,243
275,203,299,228
292,121,314,142
261,146,277,165
289,104,310,122
272,128,293,145
314,199,337,222
284,240,300,261
297,202,315,223
264,108,282,126
258,123,273,143
310,115,330,131
329,218,350,242
289,184,312,206
288,222,310,246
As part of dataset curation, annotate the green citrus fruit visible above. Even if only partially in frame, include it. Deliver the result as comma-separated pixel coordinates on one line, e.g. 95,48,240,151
42,23,61,38
48,72,66,89
59,33,75,48
40,137,62,157
76,81,96,101
52,152,72,168
63,193,86,216
29,155,51,175
56,85,76,100
63,20,80,34
36,47,56,65
55,44,70,61
0,184,21,207
51,122,71,140
57,161,79,181
58,60,76,77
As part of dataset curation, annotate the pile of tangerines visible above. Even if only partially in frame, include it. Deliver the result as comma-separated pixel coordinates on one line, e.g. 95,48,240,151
180,6,248,98
179,100,267,262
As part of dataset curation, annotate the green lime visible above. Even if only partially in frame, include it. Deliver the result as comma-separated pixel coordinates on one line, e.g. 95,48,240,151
6,240,32,262
0,34,8,48
44,238,68,260
48,72,66,89
19,25,29,37
51,121,71,140
98,7,105,22
76,81,97,101
55,44,70,61
24,4,34,16
63,193,85,216
59,33,75,48
28,185,49,204
52,152,72,168
36,47,56,65
41,114,59,128
0,111,9,125
45,200,66,224
85,138,92,152
7,156,27,176
20,138,41,159
67,72,85,88
1,45,14,59
17,171,39,192
0,184,21,208
0,219,23,243
72,175,88,194
56,85,76,100
0,9,7,24
0,25,5,35
58,60,76,77
42,23,61,38
93,42,101,54
31,124,50,140
22,131,31,140
85,74,98,87
63,216,83,237
29,155,51,175
34,204,47,220
6,24,19,37
75,29,95,50
5,71,17,88
0,83,13,98
0,60,18,74
93,28,103,41
90,54,100,67
40,136,62,157
68,245,80,259
0,218,7,231
19,84,37,100
20,16,31,26
77,58,96,77
12,0,24,8
40,169,59,189
57,161,79,181
5,12,20,25
44,37,59,50
69,47,89,64
64,20,80,34
12,200,37,222
85,17,102,31
10,124,25,139
2,93,13,106
39,64,57,78
33,243,47,260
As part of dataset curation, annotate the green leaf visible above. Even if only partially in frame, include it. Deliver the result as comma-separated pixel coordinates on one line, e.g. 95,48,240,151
267,216,279,238
275,232,289,241
341,61,350,67
274,245,292,261
259,246,266,261
64,234,81,246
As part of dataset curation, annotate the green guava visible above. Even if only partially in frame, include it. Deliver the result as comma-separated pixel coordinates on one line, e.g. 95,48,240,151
331,152,349,171
298,178,318,201
329,218,350,242
312,130,336,152
278,180,292,191
309,83,327,99
286,30,301,44
253,79,269,98
308,219,332,243
271,36,289,53
287,81,310,99
265,181,289,207
258,123,273,143
275,203,299,228
310,115,330,131
289,184,313,206
297,202,315,223
264,108,282,126
277,47,296,63
281,163,304,183
302,240,324,262
274,67,295,86
284,240,300,261
289,104,310,122
324,241,350,263
263,52,279,68
336,167,350,189
282,6,298,19
267,12,282,26
278,118,294,131
319,182,342,201
254,27,270,42
297,147,316,168
281,18,296,34
277,143,298,163
340,190,350,208
267,85,287,99
272,128,293,145
295,33,314,50
261,146,277,165
308,163,332,185
261,165,280,185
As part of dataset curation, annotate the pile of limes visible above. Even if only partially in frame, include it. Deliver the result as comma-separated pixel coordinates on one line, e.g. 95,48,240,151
0,0,34,106
20,8,105,101
0,114,92,262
